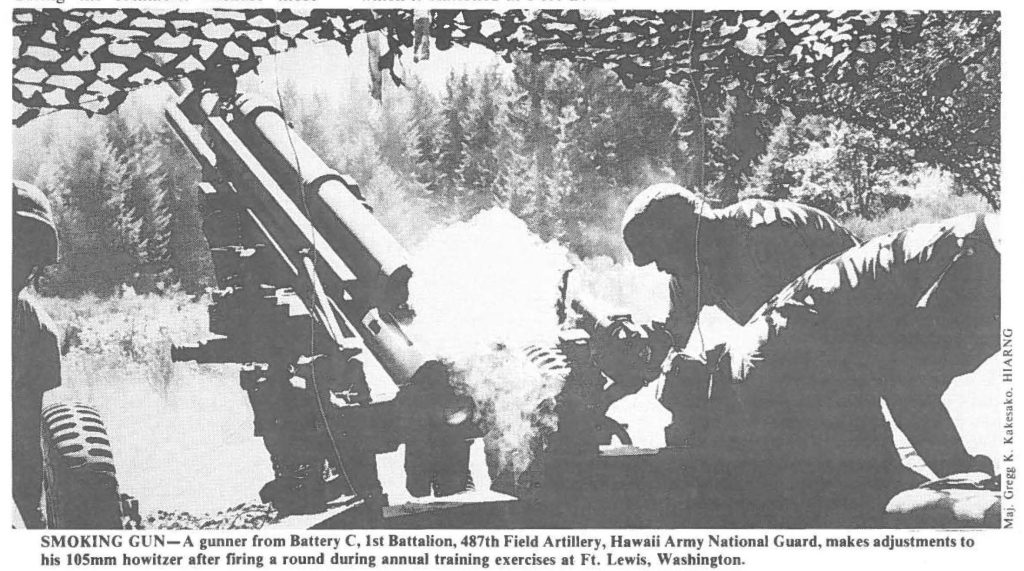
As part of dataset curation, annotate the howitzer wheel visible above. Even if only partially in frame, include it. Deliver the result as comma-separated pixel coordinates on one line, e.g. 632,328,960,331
40,403,123,529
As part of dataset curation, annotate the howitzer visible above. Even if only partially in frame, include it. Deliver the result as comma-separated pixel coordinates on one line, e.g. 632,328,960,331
164,80,691,526
164,83,476,516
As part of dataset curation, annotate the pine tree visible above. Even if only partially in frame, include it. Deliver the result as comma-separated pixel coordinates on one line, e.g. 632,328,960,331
462,68,506,215
493,123,537,221
372,84,417,175
435,71,475,212
364,83,436,245
745,112,799,201
409,79,442,198
105,115,174,292
536,105,578,241
504,57,562,234
34,122,134,296
154,120,214,293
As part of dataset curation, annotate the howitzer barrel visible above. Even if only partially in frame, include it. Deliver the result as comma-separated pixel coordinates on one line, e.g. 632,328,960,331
233,95,411,313
165,90,427,384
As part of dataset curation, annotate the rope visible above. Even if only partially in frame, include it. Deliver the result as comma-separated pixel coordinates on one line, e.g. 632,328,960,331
693,199,714,401
687,10,712,400
271,49,356,498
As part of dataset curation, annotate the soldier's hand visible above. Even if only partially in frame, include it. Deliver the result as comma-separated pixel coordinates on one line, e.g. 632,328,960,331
969,454,995,476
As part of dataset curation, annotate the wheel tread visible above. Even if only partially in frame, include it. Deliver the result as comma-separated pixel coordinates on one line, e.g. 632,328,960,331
41,402,123,529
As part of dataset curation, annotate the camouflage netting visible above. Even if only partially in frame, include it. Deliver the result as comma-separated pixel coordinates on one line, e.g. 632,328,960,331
12,9,999,204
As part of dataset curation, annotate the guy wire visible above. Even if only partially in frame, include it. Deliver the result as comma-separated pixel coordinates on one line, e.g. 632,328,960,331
688,10,711,399
271,50,356,498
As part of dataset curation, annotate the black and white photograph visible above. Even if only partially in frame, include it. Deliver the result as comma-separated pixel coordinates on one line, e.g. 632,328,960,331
8,2,1010,541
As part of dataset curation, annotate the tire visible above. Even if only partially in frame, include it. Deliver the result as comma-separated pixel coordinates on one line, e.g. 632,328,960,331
40,403,123,529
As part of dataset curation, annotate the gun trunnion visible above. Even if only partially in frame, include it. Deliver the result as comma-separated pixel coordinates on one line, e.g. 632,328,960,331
165,83,476,519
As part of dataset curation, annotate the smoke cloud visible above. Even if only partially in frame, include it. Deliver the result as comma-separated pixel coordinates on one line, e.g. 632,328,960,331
405,209,569,477
405,208,675,480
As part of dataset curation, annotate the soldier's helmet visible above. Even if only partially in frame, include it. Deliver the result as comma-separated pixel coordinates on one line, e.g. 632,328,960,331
621,183,712,267
14,180,58,265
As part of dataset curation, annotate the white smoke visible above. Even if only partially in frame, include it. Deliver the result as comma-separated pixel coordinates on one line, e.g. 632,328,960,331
407,208,569,357
404,208,679,476
568,254,670,326
405,208,570,476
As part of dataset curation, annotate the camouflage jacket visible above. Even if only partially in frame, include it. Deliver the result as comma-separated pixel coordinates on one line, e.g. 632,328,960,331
727,213,1000,383
667,199,857,345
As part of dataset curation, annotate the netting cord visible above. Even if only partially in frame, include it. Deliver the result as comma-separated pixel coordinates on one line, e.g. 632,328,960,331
271,47,356,499
688,11,712,401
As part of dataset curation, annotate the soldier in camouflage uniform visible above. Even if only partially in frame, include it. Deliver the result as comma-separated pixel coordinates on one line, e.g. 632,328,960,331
12,181,62,528
621,183,858,446
702,213,999,527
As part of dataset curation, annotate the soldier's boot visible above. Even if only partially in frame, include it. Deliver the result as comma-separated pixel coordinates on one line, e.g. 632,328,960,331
431,438,473,497
260,459,328,515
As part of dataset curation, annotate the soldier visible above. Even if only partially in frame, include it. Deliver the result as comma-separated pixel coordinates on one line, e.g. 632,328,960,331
700,213,999,527
621,183,858,445
400,361,476,498
12,181,62,528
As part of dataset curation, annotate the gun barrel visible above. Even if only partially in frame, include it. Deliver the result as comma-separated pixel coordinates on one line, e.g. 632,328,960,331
171,339,243,364
166,89,427,385
233,96,411,313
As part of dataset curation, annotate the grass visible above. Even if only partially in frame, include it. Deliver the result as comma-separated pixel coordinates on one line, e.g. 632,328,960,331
37,288,206,397
31,289,273,515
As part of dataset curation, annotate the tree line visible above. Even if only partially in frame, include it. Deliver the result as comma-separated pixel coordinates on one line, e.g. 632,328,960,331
15,54,982,297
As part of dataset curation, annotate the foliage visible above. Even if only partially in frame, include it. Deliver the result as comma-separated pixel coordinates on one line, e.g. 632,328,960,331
34,289,273,512
38,288,199,396
20,110,212,296
15,14,997,296
14,9,999,207
463,69,506,211
830,125,917,218
840,175,992,240
33,120,140,297
434,71,475,211
408,78,442,194
265,56,694,253
105,115,173,284
746,114,917,219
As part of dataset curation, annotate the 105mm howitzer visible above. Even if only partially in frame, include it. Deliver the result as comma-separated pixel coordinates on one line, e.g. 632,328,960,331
165,83,477,518
164,79,692,527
